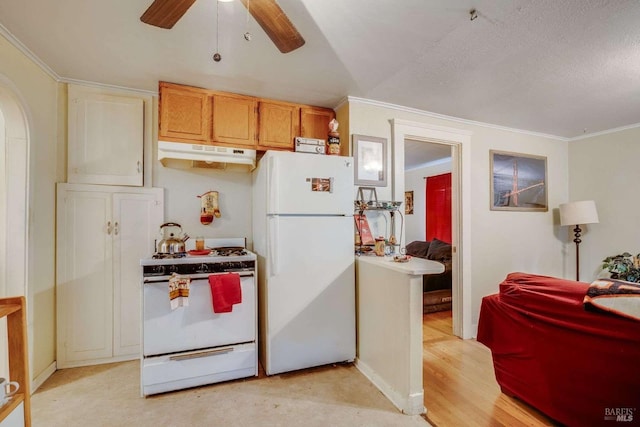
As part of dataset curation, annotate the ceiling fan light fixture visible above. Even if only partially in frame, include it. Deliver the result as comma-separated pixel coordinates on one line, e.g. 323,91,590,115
141,0,304,53
218,0,234,2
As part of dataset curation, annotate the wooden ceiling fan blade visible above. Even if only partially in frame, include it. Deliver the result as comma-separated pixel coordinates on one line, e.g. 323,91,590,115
239,0,305,53
140,0,197,29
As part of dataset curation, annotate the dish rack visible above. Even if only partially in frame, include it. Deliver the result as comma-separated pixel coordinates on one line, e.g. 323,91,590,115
354,187,404,256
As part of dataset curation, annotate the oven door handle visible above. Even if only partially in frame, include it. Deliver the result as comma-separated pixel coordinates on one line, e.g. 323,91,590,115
144,271,254,284
169,346,234,361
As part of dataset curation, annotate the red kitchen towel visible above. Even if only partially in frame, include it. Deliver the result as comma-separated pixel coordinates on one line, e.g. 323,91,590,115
208,273,242,313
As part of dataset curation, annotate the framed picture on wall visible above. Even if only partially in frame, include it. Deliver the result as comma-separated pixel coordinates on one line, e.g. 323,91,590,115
490,150,548,212
405,191,414,214
353,134,387,186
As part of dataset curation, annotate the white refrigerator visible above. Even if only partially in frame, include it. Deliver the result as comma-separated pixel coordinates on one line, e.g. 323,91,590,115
252,150,355,375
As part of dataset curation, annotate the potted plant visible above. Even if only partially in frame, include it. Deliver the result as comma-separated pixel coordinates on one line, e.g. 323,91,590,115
601,252,640,282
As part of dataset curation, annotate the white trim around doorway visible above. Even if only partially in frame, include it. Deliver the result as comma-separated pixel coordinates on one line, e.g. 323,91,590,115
391,119,472,339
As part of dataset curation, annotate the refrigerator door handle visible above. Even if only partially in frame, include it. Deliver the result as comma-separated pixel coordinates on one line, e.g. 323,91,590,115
268,216,278,277
268,155,278,213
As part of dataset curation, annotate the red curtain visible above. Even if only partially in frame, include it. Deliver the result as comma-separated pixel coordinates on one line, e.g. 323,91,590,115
426,173,452,243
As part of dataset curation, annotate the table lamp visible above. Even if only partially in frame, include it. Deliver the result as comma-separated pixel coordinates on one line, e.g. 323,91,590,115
559,200,599,281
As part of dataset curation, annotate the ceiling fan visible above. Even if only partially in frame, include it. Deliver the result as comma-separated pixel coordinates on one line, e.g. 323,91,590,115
140,0,305,53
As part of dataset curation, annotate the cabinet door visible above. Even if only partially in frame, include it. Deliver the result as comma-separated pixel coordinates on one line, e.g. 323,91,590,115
68,86,144,186
212,93,257,148
300,106,335,141
112,191,163,357
56,188,113,367
258,101,300,151
159,82,211,142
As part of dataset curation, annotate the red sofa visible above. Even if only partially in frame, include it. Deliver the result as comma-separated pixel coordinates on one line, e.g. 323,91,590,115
477,272,640,427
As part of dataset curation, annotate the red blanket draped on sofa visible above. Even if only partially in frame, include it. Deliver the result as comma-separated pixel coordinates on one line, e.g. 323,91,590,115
477,272,640,427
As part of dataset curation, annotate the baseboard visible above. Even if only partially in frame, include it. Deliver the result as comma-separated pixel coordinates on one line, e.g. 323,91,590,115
355,358,425,416
471,321,478,339
32,361,56,393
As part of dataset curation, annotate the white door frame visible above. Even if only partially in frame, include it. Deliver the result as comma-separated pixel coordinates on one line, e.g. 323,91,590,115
391,119,472,338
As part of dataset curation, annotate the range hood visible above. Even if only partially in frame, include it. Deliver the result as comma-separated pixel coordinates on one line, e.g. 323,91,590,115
158,141,256,171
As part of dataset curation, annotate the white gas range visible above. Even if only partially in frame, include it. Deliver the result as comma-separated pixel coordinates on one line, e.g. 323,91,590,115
140,238,257,396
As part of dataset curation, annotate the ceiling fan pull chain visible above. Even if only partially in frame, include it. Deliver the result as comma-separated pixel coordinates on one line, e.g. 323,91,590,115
244,0,252,41
213,0,221,62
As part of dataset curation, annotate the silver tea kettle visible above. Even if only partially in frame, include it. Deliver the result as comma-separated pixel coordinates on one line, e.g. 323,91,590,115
157,222,188,254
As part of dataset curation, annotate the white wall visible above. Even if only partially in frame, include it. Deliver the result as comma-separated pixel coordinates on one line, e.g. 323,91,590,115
404,160,452,243
568,126,640,281
0,33,60,381
348,99,569,332
153,161,253,248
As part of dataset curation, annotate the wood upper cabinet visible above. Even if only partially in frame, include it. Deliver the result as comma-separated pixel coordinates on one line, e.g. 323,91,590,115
158,82,335,152
300,106,335,141
258,100,300,151
159,82,211,142
212,93,257,148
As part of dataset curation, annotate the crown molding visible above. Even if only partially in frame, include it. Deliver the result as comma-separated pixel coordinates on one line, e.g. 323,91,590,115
60,77,157,96
1,23,636,139
568,122,640,142
333,96,349,112
0,22,60,81
0,25,157,96
347,96,568,142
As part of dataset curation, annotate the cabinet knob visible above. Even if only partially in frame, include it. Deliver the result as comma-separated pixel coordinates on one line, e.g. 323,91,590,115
137,161,142,173
114,222,119,236
107,221,112,235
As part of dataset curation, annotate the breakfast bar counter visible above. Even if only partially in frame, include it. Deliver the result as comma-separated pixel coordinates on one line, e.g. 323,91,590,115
355,255,444,416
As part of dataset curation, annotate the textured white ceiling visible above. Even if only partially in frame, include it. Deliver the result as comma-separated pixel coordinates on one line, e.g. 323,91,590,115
0,0,639,138
404,140,451,171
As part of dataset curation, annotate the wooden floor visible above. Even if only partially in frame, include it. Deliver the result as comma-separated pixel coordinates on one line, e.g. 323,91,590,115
422,310,558,427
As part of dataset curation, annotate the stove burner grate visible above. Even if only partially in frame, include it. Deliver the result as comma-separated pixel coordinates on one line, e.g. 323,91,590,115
152,252,187,259
209,247,248,257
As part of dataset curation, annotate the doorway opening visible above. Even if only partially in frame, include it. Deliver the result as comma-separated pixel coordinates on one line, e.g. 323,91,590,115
391,119,471,338
404,140,453,329
392,118,472,422
0,79,31,379
0,83,29,299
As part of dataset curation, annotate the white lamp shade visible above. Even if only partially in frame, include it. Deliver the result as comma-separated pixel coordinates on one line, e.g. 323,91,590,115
559,200,599,226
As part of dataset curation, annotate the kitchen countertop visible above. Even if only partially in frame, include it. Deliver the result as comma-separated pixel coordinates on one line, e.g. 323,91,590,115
356,254,444,275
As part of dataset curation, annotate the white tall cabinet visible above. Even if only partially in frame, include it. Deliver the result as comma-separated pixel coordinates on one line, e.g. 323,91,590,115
56,183,163,368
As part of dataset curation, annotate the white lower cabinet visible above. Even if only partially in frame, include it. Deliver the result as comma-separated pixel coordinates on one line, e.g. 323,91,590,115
56,183,163,368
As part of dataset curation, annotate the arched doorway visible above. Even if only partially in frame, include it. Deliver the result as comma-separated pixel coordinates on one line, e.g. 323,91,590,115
0,79,29,298
0,77,30,376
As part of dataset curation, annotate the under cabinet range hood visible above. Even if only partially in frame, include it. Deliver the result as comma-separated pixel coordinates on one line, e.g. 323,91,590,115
158,141,256,171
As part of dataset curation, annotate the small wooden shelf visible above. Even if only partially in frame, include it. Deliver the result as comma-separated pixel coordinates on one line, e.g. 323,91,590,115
0,305,20,319
0,297,31,426
0,393,24,419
